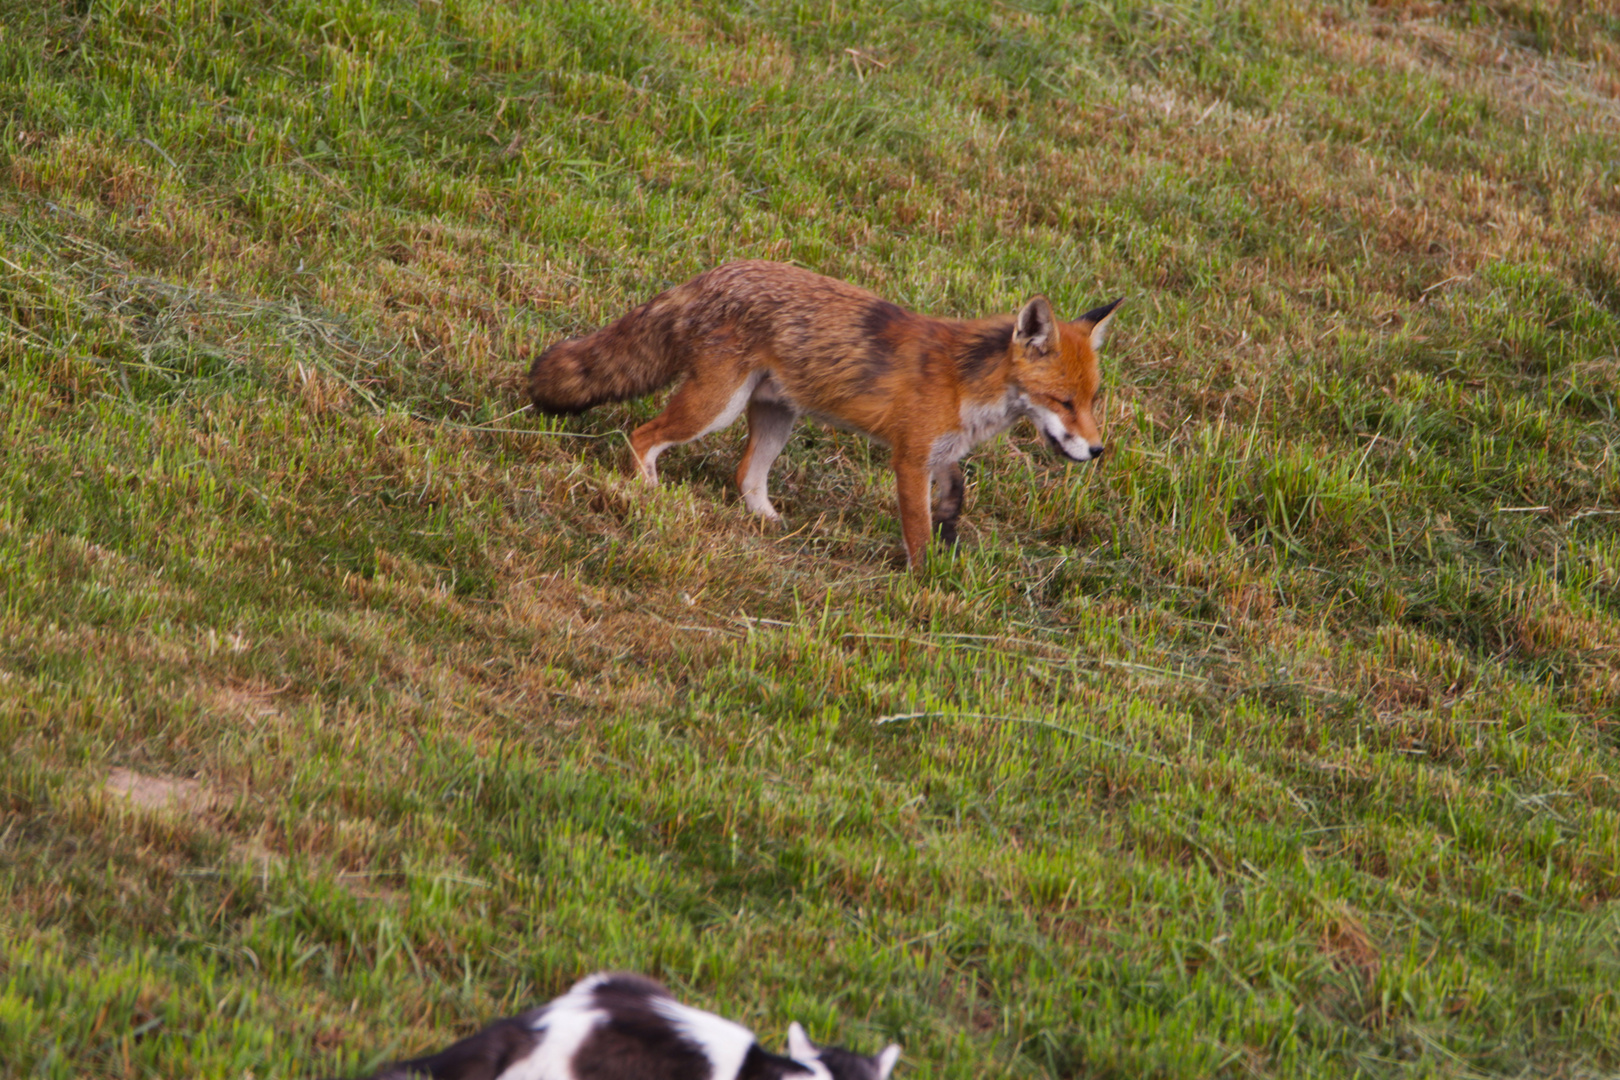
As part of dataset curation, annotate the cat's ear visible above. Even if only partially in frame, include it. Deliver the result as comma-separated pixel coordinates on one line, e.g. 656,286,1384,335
787,1022,816,1063
876,1044,901,1079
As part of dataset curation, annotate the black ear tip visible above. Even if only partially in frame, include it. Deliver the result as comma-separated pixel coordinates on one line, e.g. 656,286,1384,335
1081,296,1125,324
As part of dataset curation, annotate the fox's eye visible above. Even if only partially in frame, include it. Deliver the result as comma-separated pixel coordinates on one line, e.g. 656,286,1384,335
1058,397,1075,411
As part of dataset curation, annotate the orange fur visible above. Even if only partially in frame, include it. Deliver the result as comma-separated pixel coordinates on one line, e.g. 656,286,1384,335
526,261,1122,566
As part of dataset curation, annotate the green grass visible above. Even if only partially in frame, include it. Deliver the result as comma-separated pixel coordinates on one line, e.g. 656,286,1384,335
3,0,1619,1077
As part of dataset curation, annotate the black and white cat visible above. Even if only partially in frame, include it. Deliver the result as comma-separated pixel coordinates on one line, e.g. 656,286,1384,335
343,972,902,1080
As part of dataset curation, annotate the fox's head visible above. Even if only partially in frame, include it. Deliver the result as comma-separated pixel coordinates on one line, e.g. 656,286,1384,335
1009,295,1123,463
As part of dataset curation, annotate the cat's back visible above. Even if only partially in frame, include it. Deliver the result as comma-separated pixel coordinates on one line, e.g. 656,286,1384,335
367,972,809,1080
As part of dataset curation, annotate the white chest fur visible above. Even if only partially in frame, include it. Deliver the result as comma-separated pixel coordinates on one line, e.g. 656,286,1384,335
928,391,1022,469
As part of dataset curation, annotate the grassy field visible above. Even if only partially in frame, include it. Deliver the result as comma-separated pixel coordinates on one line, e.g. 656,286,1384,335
3,0,1619,1076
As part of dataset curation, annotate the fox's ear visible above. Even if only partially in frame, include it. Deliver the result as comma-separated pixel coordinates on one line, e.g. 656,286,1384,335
787,1022,816,1062
1013,295,1057,355
876,1044,902,1079
1080,297,1124,352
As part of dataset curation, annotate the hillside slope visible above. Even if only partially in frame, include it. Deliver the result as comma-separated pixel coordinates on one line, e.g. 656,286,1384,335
2,1,1619,1077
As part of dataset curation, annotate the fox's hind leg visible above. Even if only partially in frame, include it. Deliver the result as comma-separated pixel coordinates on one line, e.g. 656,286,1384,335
931,462,966,545
629,368,761,483
736,398,796,524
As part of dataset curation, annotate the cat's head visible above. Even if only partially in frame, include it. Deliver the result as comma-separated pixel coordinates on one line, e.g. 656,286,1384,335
787,1022,900,1080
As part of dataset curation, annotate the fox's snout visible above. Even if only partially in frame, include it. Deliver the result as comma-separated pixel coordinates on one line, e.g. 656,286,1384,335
1043,428,1105,462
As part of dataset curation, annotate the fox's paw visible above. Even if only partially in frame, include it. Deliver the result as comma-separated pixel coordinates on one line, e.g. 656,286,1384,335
742,491,784,525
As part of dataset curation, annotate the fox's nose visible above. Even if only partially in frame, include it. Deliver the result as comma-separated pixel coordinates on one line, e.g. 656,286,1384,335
1089,444,1106,459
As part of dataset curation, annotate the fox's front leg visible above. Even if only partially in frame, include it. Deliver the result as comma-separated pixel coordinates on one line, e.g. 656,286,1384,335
931,462,965,545
893,456,934,568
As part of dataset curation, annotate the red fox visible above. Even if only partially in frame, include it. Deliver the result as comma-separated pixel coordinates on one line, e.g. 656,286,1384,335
526,261,1121,566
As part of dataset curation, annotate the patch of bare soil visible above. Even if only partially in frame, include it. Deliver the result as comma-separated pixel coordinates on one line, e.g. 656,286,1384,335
103,767,217,813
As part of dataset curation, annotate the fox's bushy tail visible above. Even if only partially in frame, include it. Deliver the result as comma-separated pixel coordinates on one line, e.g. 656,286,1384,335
526,289,690,415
